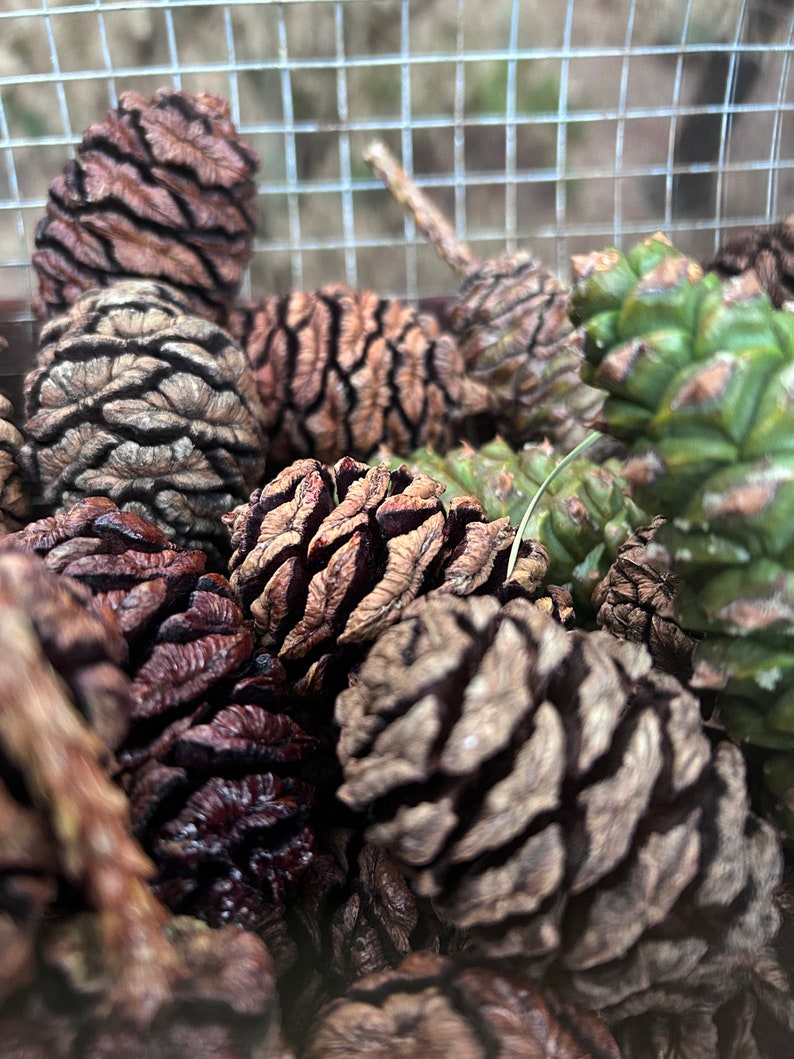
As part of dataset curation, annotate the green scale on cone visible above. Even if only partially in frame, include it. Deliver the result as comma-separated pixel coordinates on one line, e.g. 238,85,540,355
569,232,794,832
390,437,646,619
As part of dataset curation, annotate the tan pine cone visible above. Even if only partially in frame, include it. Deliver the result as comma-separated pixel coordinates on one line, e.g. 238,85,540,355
22,280,267,569
336,593,782,1021
301,951,622,1059
227,286,484,466
1,498,319,945
225,456,550,696
707,216,794,309
0,380,30,535
33,87,260,325
593,516,699,683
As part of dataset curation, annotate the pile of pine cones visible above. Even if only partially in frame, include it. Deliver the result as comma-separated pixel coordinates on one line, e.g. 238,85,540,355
1,87,794,1059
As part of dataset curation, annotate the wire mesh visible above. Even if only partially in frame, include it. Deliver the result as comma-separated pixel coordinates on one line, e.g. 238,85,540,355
1,0,793,338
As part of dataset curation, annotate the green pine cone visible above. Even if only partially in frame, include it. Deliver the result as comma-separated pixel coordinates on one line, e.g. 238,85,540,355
570,232,794,830
389,437,646,618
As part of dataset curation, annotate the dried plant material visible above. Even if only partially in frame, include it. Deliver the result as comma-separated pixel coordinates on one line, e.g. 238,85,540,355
0,913,282,1058
227,285,482,466
281,828,462,1043
708,215,794,308
0,383,30,534
336,593,782,1020
302,951,622,1059
22,280,267,568
395,436,646,619
594,517,698,682
1,498,319,942
225,456,548,696
0,568,181,1023
33,87,260,324
364,140,602,449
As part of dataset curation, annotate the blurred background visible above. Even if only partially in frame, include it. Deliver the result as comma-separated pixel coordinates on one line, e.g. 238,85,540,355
1,0,793,374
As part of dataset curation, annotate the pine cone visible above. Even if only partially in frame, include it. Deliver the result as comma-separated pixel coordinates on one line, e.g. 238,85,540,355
569,233,794,829
708,216,794,309
225,456,550,697
0,383,30,535
281,827,462,1043
0,549,130,999
336,593,782,1020
395,436,646,619
22,280,267,569
227,286,480,466
1,498,319,943
302,951,622,1059
593,517,698,683
450,250,604,449
0,913,282,1059
363,141,602,450
33,87,260,325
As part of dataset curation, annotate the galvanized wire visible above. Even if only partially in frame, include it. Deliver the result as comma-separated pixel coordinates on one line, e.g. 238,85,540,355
1,0,793,326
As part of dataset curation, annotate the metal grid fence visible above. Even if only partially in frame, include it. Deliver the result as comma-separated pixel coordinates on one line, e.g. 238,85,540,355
1,0,794,334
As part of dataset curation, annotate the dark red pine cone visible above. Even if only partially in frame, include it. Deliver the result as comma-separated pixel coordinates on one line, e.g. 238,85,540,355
707,215,794,309
22,280,267,569
301,951,622,1059
227,286,485,465
0,498,319,945
279,827,463,1045
33,87,260,325
225,456,551,697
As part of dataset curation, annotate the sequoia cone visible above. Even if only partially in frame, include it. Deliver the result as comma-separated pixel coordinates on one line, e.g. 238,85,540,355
225,456,550,697
1,498,319,944
708,215,794,309
22,280,267,568
33,87,260,324
228,286,482,466
336,594,782,1020
0,384,30,535
302,951,622,1059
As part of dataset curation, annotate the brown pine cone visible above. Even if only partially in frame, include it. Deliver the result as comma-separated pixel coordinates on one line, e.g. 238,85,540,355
302,951,622,1059
33,87,260,325
0,382,30,535
707,216,794,309
225,456,550,696
336,593,782,1021
22,280,267,569
593,516,698,683
0,549,130,1000
227,286,484,465
1,498,319,945
0,913,282,1059
281,828,463,1044
450,250,604,449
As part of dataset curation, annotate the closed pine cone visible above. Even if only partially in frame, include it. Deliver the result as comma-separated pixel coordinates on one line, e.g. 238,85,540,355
22,280,267,569
227,286,484,466
33,87,260,325
336,593,782,1020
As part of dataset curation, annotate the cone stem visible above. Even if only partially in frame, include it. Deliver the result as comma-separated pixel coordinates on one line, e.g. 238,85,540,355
364,139,478,277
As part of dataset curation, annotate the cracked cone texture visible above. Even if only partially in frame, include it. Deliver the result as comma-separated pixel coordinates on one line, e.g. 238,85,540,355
569,232,794,831
336,593,782,1020
22,280,267,569
228,286,480,466
33,87,260,325
225,455,550,697
0,378,30,535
